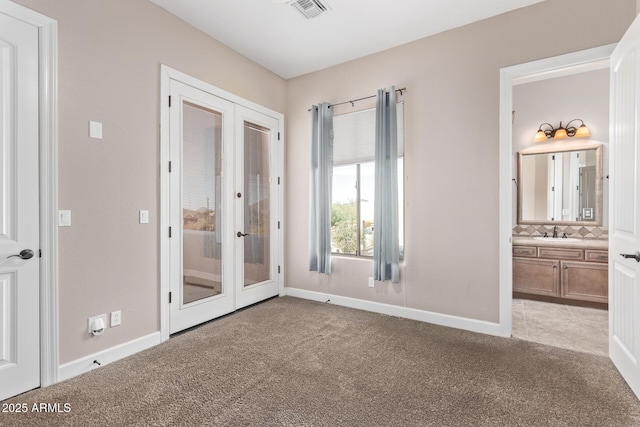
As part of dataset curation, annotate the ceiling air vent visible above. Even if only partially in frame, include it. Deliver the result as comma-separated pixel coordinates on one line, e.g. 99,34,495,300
291,0,329,19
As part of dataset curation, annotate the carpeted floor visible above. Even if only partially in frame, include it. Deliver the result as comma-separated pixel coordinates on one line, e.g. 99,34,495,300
2,296,639,426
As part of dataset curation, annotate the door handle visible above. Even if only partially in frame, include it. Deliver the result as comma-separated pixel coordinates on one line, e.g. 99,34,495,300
7,249,35,260
237,232,249,238
620,251,640,263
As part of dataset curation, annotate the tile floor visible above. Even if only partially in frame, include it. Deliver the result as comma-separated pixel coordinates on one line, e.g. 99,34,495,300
512,298,608,357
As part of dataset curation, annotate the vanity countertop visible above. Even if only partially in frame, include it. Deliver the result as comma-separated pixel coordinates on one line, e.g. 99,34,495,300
512,236,608,250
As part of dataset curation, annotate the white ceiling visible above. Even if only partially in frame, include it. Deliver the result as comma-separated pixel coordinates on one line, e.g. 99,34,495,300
151,0,546,79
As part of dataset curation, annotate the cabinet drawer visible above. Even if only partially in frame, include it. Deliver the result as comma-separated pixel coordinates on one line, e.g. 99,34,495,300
513,246,536,257
585,250,608,263
538,247,583,260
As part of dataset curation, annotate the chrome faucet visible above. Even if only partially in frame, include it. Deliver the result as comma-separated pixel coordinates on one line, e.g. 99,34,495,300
553,225,558,238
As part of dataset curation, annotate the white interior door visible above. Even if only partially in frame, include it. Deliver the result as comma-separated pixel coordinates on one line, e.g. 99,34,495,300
609,13,640,400
235,106,280,309
0,12,40,400
169,80,235,334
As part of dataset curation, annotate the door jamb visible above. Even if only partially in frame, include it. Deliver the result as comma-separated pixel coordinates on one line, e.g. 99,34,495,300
159,65,285,342
0,1,59,387
498,44,615,338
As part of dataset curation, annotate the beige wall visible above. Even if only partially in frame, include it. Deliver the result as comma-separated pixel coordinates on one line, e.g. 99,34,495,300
12,0,286,363
285,0,634,323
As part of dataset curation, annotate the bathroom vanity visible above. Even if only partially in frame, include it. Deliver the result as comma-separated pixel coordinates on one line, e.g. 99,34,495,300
513,237,608,307
513,141,608,308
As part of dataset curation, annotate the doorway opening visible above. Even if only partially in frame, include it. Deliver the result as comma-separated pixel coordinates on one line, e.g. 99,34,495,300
511,66,610,356
498,44,616,356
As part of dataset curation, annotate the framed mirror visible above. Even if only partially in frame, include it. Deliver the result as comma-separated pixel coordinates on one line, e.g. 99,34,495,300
517,142,602,225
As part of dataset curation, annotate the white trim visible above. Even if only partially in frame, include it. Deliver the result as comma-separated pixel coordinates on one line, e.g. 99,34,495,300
285,288,503,336
58,332,161,383
0,1,59,388
498,44,615,339
160,64,285,341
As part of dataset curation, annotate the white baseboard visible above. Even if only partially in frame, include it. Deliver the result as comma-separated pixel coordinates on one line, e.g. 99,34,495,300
58,332,162,383
285,287,503,337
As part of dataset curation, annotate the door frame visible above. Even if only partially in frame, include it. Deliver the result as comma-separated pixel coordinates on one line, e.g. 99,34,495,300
498,44,615,338
0,1,59,387
159,65,284,342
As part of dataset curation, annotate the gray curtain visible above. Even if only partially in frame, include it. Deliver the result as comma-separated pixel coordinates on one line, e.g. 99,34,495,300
309,102,333,274
373,87,400,283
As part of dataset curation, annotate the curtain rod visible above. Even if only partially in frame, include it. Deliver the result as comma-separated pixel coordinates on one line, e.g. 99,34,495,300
308,87,407,112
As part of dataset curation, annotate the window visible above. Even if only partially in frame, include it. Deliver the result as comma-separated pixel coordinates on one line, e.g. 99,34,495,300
331,104,404,257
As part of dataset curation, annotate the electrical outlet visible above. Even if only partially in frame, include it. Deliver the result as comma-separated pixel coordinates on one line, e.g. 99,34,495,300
110,310,121,327
368,277,374,288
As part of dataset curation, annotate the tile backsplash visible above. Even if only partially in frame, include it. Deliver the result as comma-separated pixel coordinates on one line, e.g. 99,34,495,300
512,224,608,240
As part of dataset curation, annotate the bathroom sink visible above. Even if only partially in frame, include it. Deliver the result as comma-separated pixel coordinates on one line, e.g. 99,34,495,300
533,237,581,242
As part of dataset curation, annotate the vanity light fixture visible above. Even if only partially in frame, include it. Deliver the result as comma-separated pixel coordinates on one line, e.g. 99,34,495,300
533,119,590,142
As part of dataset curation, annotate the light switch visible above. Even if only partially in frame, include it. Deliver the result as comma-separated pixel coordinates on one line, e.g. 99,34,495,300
89,121,103,139
139,210,149,224
58,210,71,227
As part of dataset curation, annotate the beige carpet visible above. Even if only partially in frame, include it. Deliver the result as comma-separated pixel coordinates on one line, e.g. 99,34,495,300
2,296,639,426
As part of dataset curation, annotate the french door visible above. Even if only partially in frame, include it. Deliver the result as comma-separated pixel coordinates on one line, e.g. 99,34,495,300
168,79,281,334
235,106,280,309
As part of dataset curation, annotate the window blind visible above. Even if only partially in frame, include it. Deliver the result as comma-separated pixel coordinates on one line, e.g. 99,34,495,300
333,102,404,165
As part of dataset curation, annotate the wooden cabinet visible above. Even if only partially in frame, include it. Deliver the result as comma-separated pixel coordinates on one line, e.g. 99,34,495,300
513,244,608,305
561,261,608,303
513,258,559,296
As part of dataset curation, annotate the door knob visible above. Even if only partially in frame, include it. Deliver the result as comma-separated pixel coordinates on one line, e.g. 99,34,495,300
7,249,35,260
237,232,249,237
620,251,640,262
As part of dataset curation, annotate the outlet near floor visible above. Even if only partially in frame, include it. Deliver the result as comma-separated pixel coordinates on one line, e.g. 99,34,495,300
110,310,121,327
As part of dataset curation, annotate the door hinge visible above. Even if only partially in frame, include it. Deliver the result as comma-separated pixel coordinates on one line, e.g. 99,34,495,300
169,161,172,173
169,227,172,238
39,249,42,258
169,95,172,107
169,292,172,303
277,177,280,185
278,265,281,274
278,132,281,141
278,221,281,230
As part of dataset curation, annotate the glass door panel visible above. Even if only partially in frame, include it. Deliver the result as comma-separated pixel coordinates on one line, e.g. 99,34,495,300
169,79,235,334
182,101,223,304
235,106,280,309
243,122,271,287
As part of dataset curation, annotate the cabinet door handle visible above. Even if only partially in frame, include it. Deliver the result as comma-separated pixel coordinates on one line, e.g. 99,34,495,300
563,265,568,269
620,251,640,262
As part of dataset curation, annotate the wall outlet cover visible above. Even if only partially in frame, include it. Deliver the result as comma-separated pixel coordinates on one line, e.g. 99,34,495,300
110,310,121,327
